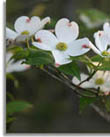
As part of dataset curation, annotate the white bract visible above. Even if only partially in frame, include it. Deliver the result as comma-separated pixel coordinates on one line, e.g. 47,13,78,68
32,18,90,66
6,52,30,73
6,16,50,41
90,22,110,57
72,71,110,93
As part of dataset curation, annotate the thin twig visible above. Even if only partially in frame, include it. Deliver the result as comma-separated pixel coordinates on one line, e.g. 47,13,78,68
41,67,97,98
78,70,96,86
48,65,98,94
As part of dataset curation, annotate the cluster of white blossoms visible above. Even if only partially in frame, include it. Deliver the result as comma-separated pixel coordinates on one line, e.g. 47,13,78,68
6,16,110,66
6,16,50,72
72,62,110,94
6,16,50,42
72,71,110,94
6,16,91,66
6,16,110,94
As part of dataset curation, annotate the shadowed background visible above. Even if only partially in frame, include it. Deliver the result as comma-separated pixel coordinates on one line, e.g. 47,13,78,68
6,0,110,133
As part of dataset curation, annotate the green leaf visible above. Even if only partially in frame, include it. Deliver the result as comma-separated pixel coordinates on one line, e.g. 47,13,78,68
70,55,95,68
45,18,57,29
7,46,24,53
25,49,54,66
58,61,81,80
7,101,33,115
11,50,29,61
91,55,104,62
79,97,96,113
98,62,110,71
91,56,110,71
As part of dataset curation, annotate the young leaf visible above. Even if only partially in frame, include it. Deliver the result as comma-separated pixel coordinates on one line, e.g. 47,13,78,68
7,46,24,53
91,55,103,62
98,62,110,71
10,49,29,61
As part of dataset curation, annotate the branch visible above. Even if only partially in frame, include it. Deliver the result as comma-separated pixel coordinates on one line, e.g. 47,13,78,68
41,66,97,98
91,104,110,122
78,70,96,86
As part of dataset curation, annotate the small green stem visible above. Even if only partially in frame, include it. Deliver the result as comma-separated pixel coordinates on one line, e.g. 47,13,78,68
31,37,34,43
26,38,30,48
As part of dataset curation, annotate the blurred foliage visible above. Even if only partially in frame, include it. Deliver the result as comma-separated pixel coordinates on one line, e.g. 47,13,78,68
30,3,47,17
7,101,33,115
6,73,19,88
78,8,110,22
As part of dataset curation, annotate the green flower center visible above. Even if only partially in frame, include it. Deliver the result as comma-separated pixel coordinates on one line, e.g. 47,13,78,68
56,42,68,51
21,31,30,35
101,51,110,56
95,78,104,85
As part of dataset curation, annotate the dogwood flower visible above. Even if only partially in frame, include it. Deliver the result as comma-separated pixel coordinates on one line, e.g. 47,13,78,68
6,16,50,41
72,71,110,94
32,18,90,66
6,52,30,73
90,22,110,57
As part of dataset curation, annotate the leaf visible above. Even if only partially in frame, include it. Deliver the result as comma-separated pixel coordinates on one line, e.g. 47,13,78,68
7,46,24,53
58,61,81,80
70,55,95,68
7,101,33,115
79,97,96,113
91,56,110,71
91,55,104,62
45,18,57,29
25,49,54,66
11,50,29,61
98,62,110,71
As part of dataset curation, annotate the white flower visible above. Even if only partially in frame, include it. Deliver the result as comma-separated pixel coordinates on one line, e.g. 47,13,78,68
89,22,110,57
6,16,50,41
6,52,30,73
72,71,110,93
32,18,90,65
103,22,110,43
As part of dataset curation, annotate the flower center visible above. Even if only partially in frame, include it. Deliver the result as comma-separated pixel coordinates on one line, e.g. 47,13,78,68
56,42,67,51
101,51,110,56
95,78,104,85
21,31,30,35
